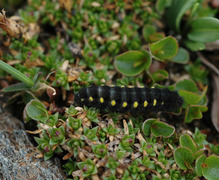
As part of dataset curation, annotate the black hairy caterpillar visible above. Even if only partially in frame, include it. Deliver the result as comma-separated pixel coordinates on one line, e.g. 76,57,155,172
74,85,183,113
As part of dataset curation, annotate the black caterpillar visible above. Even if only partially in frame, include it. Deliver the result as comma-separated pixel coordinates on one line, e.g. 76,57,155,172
74,85,183,113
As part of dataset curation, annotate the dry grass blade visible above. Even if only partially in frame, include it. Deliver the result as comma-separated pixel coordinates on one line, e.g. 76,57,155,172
26,129,42,134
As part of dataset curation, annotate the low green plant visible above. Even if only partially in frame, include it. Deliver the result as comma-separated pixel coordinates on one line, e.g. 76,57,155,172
175,79,208,123
165,0,219,51
0,0,218,179
22,101,219,179
77,159,98,177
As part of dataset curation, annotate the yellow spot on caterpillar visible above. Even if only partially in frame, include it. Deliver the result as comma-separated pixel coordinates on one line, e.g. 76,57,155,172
161,102,164,105
121,85,125,87
153,99,157,106
81,98,84,102
144,101,148,107
151,86,155,88
110,85,115,87
89,97,93,102
100,97,104,103
122,102,128,108
133,102,138,108
111,100,116,106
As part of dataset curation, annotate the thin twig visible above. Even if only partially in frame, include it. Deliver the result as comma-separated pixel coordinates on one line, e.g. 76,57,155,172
197,52,219,76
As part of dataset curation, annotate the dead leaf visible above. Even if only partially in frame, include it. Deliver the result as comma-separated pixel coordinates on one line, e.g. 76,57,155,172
62,153,73,160
72,170,83,178
58,0,74,13
22,23,40,41
123,119,129,134
91,174,100,180
23,58,45,68
0,9,23,38
35,153,44,158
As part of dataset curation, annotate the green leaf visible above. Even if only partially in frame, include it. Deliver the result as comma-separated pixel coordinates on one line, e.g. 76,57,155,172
193,127,207,145
143,25,156,42
148,32,165,43
77,159,97,177
156,0,172,13
63,159,77,175
92,144,107,158
151,69,169,82
44,152,54,161
34,137,45,145
150,36,178,61
142,25,165,43
188,17,219,42
175,79,199,92
151,121,175,138
120,134,135,148
179,134,197,154
84,127,99,141
1,83,30,92
181,85,207,105
166,0,197,32
114,50,151,76
179,90,202,105
116,150,126,159
142,118,157,136
24,100,48,123
202,155,219,180
67,117,82,130
174,147,194,170
184,39,205,51
0,60,34,87
194,149,205,160
195,154,206,177
185,59,209,84
170,47,189,64
184,105,208,123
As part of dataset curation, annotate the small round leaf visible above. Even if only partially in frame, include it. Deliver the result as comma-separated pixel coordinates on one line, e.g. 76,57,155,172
174,147,194,170
175,79,199,93
143,25,156,42
24,99,48,123
195,154,206,176
142,118,157,136
202,155,219,180
150,36,178,61
179,90,201,105
151,121,175,138
179,134,197,154
185,105,208,123
171,47,189,64
151,69,169,82
115,50,151,76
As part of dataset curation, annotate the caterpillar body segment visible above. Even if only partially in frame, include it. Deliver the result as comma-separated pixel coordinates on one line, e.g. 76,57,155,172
74,85,183,113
